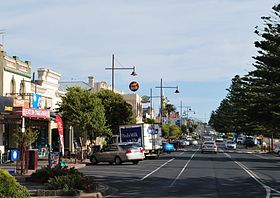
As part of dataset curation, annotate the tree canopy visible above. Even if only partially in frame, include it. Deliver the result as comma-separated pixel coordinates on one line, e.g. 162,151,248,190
209,3,280,139
58,87,111,140
95,90,135,135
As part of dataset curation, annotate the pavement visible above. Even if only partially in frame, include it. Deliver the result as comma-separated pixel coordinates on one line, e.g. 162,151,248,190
0,157,107,197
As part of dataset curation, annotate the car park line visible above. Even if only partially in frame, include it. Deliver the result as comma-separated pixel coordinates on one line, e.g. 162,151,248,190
140,158,175,181
169,148,199,187
224,152,280,198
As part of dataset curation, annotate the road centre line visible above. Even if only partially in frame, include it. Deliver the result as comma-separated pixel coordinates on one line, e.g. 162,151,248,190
140,158,175,181
169,148,199,187
224,153,280,198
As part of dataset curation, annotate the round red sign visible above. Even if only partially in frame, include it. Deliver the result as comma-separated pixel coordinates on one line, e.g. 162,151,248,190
129,81,139,92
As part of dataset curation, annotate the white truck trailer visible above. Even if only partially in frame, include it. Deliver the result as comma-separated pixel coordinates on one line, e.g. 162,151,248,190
119,124,162,158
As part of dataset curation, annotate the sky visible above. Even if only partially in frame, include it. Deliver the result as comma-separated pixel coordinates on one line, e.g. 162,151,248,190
0,0,278,122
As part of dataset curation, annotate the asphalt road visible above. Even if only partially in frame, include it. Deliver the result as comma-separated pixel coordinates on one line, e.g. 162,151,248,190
80,144,280,198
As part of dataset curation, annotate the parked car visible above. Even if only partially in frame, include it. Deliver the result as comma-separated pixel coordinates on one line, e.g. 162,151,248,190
201,141,217,154
89,143,145,165
237,137,245,145
163,142,175,153
225,140,237,150
273,145,280,154
244,136,255,147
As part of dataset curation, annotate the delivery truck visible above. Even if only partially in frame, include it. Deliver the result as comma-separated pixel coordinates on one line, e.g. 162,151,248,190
119,124,162,158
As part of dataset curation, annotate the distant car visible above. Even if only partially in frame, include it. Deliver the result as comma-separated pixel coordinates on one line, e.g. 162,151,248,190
244,136,255,147
163,142,175,153
191,140,199,146
201,141,217,154
215,136,224,142
225,140,237,150
89,143,145,165
237,137,245,145
273,145,280,155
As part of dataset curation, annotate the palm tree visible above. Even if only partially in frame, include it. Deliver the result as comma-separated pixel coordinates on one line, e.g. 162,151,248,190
165,104,176,123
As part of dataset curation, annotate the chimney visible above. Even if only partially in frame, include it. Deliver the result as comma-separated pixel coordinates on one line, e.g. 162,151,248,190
88,75,94,89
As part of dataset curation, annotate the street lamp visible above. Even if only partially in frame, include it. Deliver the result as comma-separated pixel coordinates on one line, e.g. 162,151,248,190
155,78,179,125
105,54,137,92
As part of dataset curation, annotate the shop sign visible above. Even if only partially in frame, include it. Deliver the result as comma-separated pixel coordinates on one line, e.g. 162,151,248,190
141,95,150,103
15,107,50,119
0,96,13,114
14,99,30,108
129,81,139,92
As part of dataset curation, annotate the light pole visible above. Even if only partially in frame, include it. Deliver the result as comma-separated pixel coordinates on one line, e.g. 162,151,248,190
105,54,137,92
155,78,179,125
148,88,162,119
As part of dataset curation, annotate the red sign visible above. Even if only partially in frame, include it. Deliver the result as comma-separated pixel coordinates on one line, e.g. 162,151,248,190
14,107,50,119
56,115,64,156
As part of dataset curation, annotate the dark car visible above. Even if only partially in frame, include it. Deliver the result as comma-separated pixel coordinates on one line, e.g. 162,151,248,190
244,137,255,147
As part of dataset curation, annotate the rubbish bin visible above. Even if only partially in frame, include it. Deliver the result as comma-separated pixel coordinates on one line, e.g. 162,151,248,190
28,149,38,170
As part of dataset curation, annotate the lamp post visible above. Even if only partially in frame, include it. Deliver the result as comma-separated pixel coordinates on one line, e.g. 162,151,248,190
155,78,179,125
105,54,137,92
148,88,162,119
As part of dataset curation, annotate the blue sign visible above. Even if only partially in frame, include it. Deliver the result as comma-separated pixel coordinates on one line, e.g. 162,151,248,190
176,120,181,126
10,149,20,161
32,93,42,109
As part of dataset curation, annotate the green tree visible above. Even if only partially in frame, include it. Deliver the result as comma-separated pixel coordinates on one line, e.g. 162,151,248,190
95,90,135,135
244,3,280,142
161,124,170,138
165,103,176,123
58,87,111,142
14,127,38,175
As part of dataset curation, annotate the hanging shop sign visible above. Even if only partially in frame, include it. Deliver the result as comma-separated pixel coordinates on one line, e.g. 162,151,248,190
13,99,30,108
14,107,50,119
0,96,13,114
129,81,139,92
32,93,42,109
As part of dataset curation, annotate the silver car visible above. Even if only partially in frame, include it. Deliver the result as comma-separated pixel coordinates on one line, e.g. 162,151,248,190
201,141,217,154
90,143,145,165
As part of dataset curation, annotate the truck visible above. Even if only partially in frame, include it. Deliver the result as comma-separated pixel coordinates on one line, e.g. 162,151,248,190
119,124,162,158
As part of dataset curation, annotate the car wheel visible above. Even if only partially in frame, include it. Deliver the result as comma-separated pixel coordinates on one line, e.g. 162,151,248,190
90,156,98,165
132,160,139,165
115,157,122,165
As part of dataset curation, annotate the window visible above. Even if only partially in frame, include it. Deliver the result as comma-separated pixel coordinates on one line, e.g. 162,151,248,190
10,78,16,94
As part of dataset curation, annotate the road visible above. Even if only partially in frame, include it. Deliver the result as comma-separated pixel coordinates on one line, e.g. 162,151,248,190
80,144,280,198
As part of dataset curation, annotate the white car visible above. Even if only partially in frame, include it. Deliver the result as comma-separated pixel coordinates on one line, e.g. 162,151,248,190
201,141,217,154
273,145,280,154
225,140,237,150
215,136,224,142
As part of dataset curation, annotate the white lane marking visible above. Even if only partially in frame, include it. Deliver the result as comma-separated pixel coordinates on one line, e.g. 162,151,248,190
169,148,199,187
140,158,175,181
224,153,276,198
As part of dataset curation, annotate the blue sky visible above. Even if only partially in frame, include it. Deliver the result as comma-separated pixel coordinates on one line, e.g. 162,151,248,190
0,0,278,122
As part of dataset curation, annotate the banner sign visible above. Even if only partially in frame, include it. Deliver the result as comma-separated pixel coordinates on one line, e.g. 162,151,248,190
56,115,64,156
32,93,42,109
0,96,13,114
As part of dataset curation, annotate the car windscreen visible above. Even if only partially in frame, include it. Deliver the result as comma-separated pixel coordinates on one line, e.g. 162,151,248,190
119,145,139,149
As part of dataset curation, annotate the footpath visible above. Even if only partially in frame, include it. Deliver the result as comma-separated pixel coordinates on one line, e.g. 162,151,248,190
0,158,107,198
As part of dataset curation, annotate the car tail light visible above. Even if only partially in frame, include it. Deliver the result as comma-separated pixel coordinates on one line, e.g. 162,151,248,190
126,149,132,154
140,148,144,153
